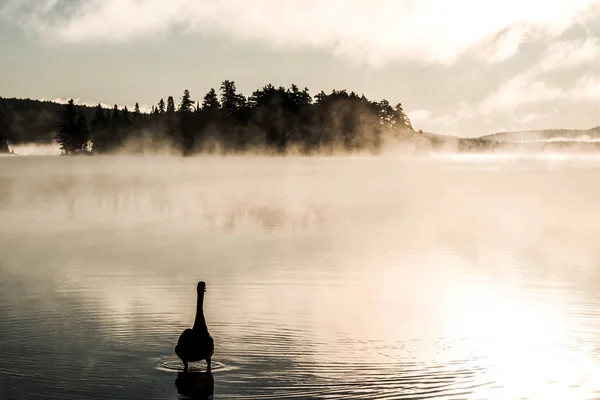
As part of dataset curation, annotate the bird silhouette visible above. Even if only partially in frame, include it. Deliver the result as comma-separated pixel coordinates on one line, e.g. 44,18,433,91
175,281,215,373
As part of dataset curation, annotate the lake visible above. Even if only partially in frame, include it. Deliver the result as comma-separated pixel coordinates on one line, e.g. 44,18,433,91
2,153,600,400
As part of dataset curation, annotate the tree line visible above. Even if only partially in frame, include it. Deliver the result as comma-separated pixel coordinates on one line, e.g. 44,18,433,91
56,80,414,156
0,105,10,153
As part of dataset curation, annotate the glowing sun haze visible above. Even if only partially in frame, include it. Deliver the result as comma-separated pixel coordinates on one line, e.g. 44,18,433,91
4,0,597,65
2,0,600,137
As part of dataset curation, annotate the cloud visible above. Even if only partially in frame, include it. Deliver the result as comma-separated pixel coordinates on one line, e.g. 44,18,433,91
537,36,600,71
2,0,600,66
410,35,600,135
478,37,600,114
471,25,533,64
418,72,600,135
408,109,432,122
409,108,463,135
477,77,563,114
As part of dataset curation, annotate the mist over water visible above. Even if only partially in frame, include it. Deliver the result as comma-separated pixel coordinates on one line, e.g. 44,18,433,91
3,154,600,399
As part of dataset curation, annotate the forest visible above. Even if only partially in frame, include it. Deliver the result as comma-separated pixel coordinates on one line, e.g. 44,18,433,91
3,80,416,156
5,81,600,156
11,81,593,155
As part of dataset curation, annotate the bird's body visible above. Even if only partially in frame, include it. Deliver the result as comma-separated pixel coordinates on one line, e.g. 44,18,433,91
175,281,214,373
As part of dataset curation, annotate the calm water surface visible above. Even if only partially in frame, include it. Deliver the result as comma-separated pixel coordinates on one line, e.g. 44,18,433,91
2,154,600,399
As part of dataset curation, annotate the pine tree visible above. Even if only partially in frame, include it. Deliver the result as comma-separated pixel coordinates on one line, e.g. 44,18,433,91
133,102,141,121
75,112,90,153
106,105,122,152
122,106,130,123
158,98,166,114
0,103,11,154
201,88,220,110
220,80,244,115
395,103,413,130
0,134,7,154
179,91,196,155
166,96,175,115
92,104,107,124
112,104,121,121
378,99,395,128
90,104,108,153
165,96,177,144
178,89,194,113
56,99,78,155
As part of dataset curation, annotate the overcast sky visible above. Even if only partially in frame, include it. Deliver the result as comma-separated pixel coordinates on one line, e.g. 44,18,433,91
2,0,600,137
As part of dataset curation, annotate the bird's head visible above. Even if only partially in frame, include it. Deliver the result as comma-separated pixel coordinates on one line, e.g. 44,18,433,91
197,281,207,292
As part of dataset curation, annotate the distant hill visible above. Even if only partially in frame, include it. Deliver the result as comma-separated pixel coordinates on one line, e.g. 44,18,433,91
401,127,600,152
479,127,600,143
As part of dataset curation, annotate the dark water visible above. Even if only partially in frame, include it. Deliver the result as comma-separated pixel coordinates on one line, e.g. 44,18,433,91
2,154,600,399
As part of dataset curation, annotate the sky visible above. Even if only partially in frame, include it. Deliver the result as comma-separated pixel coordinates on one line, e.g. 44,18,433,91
2,0,600,137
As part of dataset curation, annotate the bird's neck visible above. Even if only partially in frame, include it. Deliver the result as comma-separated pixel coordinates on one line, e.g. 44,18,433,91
192,291,207,332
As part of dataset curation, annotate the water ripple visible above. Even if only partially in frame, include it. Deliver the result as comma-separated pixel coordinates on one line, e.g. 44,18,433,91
5,156,600,399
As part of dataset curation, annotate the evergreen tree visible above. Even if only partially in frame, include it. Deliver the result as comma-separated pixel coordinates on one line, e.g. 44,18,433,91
158,98,166,114
220,80,244,115
201,88,220,110
166,96,175,115
111,104,121,121
92,104,107,125
178,89,194,113
289,85,312,106
395,103,413,130
90,104,109,153
133,102,141,121
165,96,177,145
107,105,122,152
378,99,395,128
74,112,90,153
0,103,11,153
0,134,7,154
314,90,327,104
122,106,130,123
56,99,78,155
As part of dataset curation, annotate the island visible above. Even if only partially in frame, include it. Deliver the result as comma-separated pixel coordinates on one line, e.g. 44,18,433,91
2,82,600,156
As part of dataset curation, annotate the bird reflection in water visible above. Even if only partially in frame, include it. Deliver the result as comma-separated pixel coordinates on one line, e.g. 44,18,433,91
175,371,214,400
